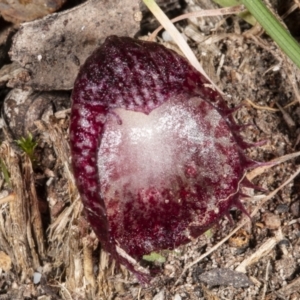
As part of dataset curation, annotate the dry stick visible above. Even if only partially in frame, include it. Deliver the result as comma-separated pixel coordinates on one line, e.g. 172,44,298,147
235,234,280,273
174,166,300,286
285,99,299,108
148,5,246,42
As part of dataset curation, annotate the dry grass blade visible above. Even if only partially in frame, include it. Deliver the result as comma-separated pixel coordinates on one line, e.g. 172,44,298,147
143,0,223,94
148,5,245,41
247,151,300,180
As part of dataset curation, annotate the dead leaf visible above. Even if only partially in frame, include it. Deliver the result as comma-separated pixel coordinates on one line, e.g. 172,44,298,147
9,0,140,90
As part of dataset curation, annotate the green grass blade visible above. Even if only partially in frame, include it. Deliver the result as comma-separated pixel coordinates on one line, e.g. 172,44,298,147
0,159,11,188
214,0,300,69
241,0,300,69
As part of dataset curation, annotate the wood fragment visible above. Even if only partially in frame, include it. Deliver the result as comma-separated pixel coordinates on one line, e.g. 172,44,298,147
83,236,95,287
0,142,44,281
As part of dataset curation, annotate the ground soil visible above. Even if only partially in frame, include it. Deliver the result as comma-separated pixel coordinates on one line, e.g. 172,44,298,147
0,0,300,299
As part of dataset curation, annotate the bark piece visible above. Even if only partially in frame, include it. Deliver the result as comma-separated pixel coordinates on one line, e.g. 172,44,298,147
0,142,45,281
9,0,140,90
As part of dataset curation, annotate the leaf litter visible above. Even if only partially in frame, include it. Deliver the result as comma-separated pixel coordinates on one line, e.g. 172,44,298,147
0,0,300,299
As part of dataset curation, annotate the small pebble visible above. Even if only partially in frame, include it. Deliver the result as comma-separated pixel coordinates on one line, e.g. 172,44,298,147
153,289,164,300
276,204,289,213
33,272,42,284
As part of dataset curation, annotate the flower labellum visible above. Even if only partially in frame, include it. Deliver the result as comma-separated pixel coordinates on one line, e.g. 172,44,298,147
70,36,257,283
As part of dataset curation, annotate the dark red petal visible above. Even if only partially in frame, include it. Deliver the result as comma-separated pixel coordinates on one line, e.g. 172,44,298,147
70,36,251,283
